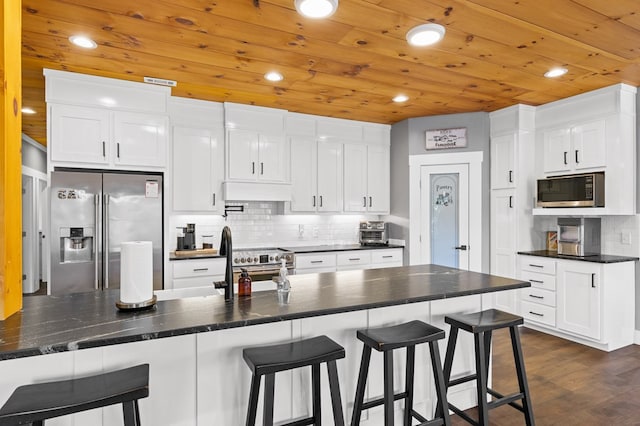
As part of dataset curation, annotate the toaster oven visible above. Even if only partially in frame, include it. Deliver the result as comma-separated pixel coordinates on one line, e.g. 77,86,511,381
359,221,388,246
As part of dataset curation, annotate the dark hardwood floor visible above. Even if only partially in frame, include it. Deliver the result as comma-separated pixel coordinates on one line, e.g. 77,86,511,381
451,327,640,425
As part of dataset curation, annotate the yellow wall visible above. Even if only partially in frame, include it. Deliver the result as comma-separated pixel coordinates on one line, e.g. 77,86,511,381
1,0,23,319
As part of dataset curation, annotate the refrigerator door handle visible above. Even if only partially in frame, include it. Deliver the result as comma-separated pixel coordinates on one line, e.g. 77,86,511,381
104,193,110,289
94,194,100,290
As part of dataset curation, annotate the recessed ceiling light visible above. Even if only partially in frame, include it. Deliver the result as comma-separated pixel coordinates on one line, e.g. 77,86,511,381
544,67,568,78
393,94,409,103
264,71,284,82
294,0,338,19
406,23,446,47
68,35,97,49
21,107,36,114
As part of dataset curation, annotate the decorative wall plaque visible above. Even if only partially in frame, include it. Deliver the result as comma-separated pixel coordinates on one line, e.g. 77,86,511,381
425,127,467,150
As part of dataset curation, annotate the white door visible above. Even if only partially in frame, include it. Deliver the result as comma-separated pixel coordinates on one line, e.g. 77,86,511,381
227,129,259,180
316,140,342,212
367,145,390,213
22,175,37,293
290,136,317,212
49,104,110,165
420,164,469,270
343,144,368,212
113,111,168,167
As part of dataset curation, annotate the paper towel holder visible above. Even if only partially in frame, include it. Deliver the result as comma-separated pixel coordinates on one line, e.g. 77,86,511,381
116,295,157,311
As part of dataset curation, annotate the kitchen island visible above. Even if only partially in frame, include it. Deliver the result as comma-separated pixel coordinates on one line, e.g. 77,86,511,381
0,265,529,425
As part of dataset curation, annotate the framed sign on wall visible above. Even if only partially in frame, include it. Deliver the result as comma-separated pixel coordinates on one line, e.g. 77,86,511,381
425,127,467,150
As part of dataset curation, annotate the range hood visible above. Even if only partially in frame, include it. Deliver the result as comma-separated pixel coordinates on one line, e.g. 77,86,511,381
222,181,292,201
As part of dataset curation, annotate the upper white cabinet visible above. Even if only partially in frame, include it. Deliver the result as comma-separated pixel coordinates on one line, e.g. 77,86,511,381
534,84,636,215
490,133,516,189
45,69,170,171
169,98,224,213
542,120,606,174
343,123,391,214
225,103,289,183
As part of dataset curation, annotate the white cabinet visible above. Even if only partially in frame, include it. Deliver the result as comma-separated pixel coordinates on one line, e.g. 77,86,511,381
490,134,516,189
542,120,606,174
517,255,635,351
171,258,226,289
556,261,601,340
343,144,390,213
225,103,289,184
489,105,536,315
290,137,342,213
295,248,403,274
534,84,636,215
49,105,168,169
172,126,224,212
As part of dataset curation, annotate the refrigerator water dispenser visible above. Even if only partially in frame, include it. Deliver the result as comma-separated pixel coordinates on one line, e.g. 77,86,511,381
60,227,94,263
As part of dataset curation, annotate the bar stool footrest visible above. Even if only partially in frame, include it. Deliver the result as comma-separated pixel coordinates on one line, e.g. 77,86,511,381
360,391,408,411
486,388,526,412
281,417,316,426
447,373,477,388
411,408,446,425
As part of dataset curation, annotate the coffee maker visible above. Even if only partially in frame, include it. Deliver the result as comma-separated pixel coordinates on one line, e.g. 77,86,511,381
177,223,196,251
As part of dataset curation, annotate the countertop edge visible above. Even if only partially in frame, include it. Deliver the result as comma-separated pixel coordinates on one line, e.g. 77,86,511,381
517,250,639,263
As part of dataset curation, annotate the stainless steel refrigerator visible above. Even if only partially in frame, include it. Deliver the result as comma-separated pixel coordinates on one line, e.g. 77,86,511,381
50,170,163,295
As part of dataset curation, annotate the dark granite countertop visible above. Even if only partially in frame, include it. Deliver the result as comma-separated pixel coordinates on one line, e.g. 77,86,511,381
280,244,404,253
518,250,639,264
0,264,528,361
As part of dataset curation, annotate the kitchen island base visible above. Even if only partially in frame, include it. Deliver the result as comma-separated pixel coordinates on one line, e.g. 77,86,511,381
0,296,486,425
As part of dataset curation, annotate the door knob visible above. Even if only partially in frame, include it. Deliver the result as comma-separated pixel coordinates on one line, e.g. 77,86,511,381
454,245,468,250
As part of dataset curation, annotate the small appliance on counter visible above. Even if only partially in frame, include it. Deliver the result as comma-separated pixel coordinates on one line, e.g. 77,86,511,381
557,217,601,256
359,221,388,246
176,223,196,251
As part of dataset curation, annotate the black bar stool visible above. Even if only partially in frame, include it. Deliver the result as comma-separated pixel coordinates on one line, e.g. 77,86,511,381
351,320,451,426
0,363,149,426
243,335,345,426
439,309,534,426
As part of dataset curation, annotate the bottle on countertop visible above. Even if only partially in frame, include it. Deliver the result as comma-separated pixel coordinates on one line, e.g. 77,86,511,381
278,259,290,292
238,268,252,297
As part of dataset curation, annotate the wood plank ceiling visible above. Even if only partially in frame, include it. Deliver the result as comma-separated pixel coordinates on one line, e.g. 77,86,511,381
21,0,640,145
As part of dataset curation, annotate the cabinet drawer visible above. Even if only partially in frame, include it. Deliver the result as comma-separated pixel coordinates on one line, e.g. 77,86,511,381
520,271,556,291
522,288,556,307
295,253,337,269
172,259,225,279
337,251,371,267
173,276,223,289
521,301,556,327
370,249,402,265
520,256,556,275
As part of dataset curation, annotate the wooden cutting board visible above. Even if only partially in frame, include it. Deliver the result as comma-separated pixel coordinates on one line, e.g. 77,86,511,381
172,248,218,256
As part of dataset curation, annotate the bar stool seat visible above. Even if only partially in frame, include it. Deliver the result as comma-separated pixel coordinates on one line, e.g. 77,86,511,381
440,309,534,426
243,335,345,426
0,364,149,426
351,320,451,426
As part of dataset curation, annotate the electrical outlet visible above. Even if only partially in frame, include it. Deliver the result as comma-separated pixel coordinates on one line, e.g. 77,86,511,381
621,232,632,245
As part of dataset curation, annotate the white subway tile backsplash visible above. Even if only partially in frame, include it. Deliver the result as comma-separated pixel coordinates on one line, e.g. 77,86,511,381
170,201,374,250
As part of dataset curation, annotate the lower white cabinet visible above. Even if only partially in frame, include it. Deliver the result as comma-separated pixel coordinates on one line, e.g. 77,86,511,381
171,258,226,289
517,255,635,351
295,248,403,274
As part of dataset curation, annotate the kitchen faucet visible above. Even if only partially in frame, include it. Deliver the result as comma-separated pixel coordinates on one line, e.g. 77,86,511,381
219,226,234,301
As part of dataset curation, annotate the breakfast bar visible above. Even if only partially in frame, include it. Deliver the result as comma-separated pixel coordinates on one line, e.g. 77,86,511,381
0,265,530,424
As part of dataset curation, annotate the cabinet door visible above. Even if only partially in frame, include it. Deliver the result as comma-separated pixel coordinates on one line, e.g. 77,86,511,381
290,136,317,212
113,112,168,167
491,134,516,189
542,128,571,174
491,190,517,314
343,144,368,212
258,133,288,182
227,129,259,180
172,126,224,212
50,104,110,165
367,145,390,213
557,262,601,340
572,120,606,170
317,141,342,212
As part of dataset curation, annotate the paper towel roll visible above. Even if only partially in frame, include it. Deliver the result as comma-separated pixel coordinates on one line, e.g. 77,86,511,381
120,241,153,304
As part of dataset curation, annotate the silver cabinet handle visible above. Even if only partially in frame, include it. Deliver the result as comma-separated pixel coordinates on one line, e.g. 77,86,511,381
310,260,324,264
382,255,393,258
312,195,316,207
369,196,372,207
363,197,367,207
102,141,106,158
212,193,216,206
529,279,544,284
508,170,513,183
252,162,255,174
260,162,264,175
319,195,323,207
104,193,110,288
529,311,544,317
509,195,513,208
193,268,209,272
529,264,543,268
117,143,120,159
529,294,544,299
348,258,361,261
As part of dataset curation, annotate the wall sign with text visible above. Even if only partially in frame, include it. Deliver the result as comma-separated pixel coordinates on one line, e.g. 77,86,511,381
425,127,467,150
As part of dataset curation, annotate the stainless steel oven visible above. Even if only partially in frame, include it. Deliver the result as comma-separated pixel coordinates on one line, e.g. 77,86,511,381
232,248,294,284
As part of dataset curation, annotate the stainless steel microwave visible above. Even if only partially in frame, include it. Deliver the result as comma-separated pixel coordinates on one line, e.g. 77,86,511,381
536,172,605,208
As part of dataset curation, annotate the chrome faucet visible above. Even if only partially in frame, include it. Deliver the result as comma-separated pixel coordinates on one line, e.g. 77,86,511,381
219,226,234,301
